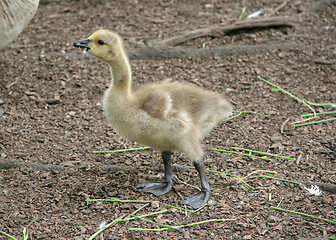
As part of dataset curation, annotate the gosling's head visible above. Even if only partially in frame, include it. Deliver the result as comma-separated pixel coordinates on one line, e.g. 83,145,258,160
73,30,124,62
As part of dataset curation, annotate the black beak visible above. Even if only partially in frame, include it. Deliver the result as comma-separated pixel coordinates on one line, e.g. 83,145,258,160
73,39,92,51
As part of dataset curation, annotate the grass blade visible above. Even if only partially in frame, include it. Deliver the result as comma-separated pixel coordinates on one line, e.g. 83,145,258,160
303,99,336,106
89,208,168,239
233,110,268,117
122,210,168,222
89,218,121,240
271,206,336,224
239,7,246,20
129,218,236,231
132,216,179,230
0,231,17,240
232,147,295,160
86,198,151,203
209,148,273,161
174,164,256,190
257,75,317,119
294,118,336,127
23,216,38,240
247,175,301,185
224,110,268,121
301,111,336,118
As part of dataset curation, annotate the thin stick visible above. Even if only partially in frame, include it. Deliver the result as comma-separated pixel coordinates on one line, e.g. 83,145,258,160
281,118,290,133
155,17,294,46
174,176,201,191
92,147,151,154
269,0,290,16
243,170,278,179
271,206,336,224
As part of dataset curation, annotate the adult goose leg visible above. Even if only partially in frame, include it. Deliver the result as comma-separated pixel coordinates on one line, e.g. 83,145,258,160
182,157,210,209
140,151,173,196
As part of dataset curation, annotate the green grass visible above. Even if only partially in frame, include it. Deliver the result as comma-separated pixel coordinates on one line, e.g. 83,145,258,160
224,110,268,122
258,75,336,128
239,7,246,20
209,147,295,162
271,206,336,224
86,198,235,238
0,216,38,240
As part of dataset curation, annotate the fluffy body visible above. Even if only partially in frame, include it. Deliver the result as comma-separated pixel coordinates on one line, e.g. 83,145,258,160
103,80,232,161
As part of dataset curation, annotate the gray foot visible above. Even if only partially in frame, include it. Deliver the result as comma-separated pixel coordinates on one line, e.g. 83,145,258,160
182,189,210,209
140,181,173,196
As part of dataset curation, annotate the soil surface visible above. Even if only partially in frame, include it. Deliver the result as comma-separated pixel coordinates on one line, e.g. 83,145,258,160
1,0,335,239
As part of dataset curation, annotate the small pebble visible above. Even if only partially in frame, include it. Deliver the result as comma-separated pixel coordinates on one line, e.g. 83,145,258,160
0,100,4,105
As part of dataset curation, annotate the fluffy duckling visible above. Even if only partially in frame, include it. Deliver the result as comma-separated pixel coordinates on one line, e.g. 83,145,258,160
0,0,39,49
74,30,232,209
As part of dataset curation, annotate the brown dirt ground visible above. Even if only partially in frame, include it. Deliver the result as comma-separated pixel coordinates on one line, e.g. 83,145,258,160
1,0,336,239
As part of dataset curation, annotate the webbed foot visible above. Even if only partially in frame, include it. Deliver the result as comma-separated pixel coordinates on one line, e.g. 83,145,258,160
140,181,173,196
181,189,210,209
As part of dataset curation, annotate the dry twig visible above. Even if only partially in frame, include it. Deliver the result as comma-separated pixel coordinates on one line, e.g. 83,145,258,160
152,16,295,47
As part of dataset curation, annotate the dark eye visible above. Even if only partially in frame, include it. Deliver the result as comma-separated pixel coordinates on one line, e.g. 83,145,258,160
97,40,105,45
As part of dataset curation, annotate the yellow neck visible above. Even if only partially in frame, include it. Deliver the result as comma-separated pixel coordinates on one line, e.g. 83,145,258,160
107,52,132,92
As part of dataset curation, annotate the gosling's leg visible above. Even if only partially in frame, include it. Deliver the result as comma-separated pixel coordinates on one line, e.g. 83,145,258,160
140,151,173,196
182,157,210,209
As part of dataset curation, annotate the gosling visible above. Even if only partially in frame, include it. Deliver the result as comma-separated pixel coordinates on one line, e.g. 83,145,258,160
74,30,232,209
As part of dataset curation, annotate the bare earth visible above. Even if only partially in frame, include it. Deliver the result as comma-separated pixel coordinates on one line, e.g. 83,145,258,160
0,0,335,239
